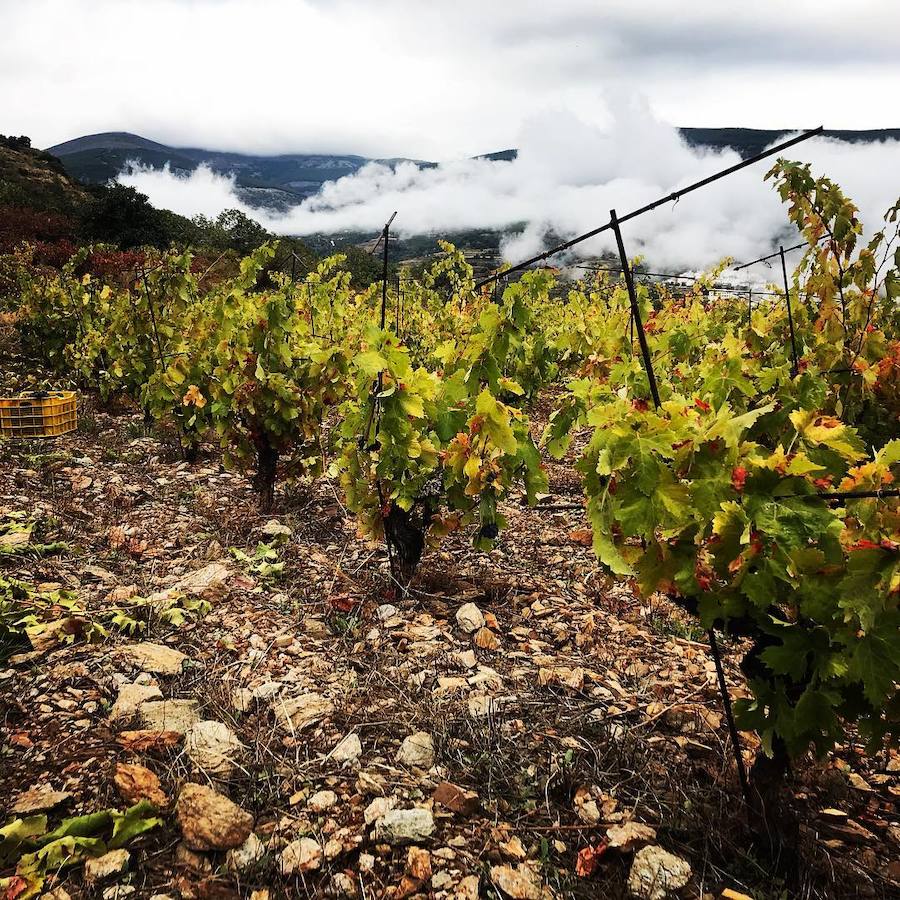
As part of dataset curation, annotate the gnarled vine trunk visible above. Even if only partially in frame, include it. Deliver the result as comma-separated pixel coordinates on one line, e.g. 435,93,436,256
254,433,279,512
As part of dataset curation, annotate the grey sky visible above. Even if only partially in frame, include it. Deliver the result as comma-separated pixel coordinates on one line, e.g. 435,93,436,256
2,0,899,158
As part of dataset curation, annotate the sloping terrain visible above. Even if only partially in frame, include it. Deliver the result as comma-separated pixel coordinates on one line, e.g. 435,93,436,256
1,330,898,899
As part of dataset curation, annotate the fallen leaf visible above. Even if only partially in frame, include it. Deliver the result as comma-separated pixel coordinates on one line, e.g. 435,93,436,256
575,841,608,877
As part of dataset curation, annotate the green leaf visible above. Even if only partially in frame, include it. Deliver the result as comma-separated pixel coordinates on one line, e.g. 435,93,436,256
355,350,389,378
109,801,162,850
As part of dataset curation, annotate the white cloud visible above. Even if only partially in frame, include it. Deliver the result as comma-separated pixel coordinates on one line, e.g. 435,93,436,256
117,97,900,274
2,0,900,157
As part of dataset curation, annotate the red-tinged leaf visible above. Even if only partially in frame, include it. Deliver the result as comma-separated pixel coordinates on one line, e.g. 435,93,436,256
575,841,608,877
731,466,747,492
4,876,30,900
329,593,357,613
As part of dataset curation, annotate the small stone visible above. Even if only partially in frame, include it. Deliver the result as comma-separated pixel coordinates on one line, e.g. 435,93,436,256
627,846,692,900
432,871,454,890
456,875,480,900
226,833,266,873
185,720,243,775
274,692,334,732
12,785,71,814
331,732,362,764
231,688,255,713
433,782,479,816
359,852,375,872
109,682,162,721
332,872,358,896
364,797,395,825
114,762,169,808
490,863,541,899
455,603,485,634
175,842,213,872
308,789,337,812
377,604,399,621
280,837,322,875
576,799,601,824
173,561,232,600
176,783,253,851
373,808,435,845
119,642,187,675
473,627,499,650
84,849,130,883
397,731,435,768
500,836,527,861
261,520,292,542
606,822,657,852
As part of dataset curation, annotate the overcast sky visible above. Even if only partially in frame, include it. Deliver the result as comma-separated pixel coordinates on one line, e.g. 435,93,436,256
2,0,900,158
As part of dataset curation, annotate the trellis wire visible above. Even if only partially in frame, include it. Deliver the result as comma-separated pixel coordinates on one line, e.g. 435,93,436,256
474,127,823,290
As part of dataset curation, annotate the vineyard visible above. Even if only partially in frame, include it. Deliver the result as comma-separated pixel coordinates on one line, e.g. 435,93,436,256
1,156,899,899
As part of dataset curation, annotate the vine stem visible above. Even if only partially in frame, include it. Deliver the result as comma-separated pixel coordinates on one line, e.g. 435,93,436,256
708,627,751,809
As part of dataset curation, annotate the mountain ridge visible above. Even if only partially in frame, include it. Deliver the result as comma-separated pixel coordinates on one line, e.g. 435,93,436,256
46,128,900,213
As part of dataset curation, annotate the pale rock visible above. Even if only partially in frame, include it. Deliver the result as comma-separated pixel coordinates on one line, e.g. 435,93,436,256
109,682,162,721
500,836,527,861
138,699,200,734
252,681,283,701
176,783,253,851
456,874,480,899
331,872,357,896
118,642,187,676
231,688,255,713
226,833,266,872
455,650,478,669
359,852,375,872
324,837,344,860
432,871,454,890
84,849,130,883
280,837,322,875
173,561,232,600
331,732,362,764
274,692,334,732
455,603,485,634
12,785,71,814
576,799,602,825
490,863,541,899
185,720,244,775
364,796,395,825
308,789,337,813
261,520,292,542
627,846,692,900
397,731,435,768
102,887,136,900
373,808,435,845
606,822,657,852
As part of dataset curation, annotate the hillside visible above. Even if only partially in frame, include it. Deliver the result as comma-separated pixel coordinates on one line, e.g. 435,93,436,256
0,135,89,212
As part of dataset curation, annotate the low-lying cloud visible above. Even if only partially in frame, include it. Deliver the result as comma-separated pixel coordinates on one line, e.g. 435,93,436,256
118,98,900,275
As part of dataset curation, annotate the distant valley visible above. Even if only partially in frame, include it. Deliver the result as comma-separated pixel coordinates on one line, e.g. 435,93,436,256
47,128,900,214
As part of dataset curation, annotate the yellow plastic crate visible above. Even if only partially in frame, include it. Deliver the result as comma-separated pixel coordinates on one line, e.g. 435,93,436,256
0,391,78,438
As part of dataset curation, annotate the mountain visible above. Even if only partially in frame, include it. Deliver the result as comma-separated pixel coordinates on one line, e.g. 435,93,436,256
46,128,900,215
46,132,429,212
679,127,900,158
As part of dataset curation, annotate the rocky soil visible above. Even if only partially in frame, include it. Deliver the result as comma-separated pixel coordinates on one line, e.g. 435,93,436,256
1,389,899,899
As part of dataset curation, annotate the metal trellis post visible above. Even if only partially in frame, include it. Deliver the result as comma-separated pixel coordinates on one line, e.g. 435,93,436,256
780,245,799,377
610,209,661,409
